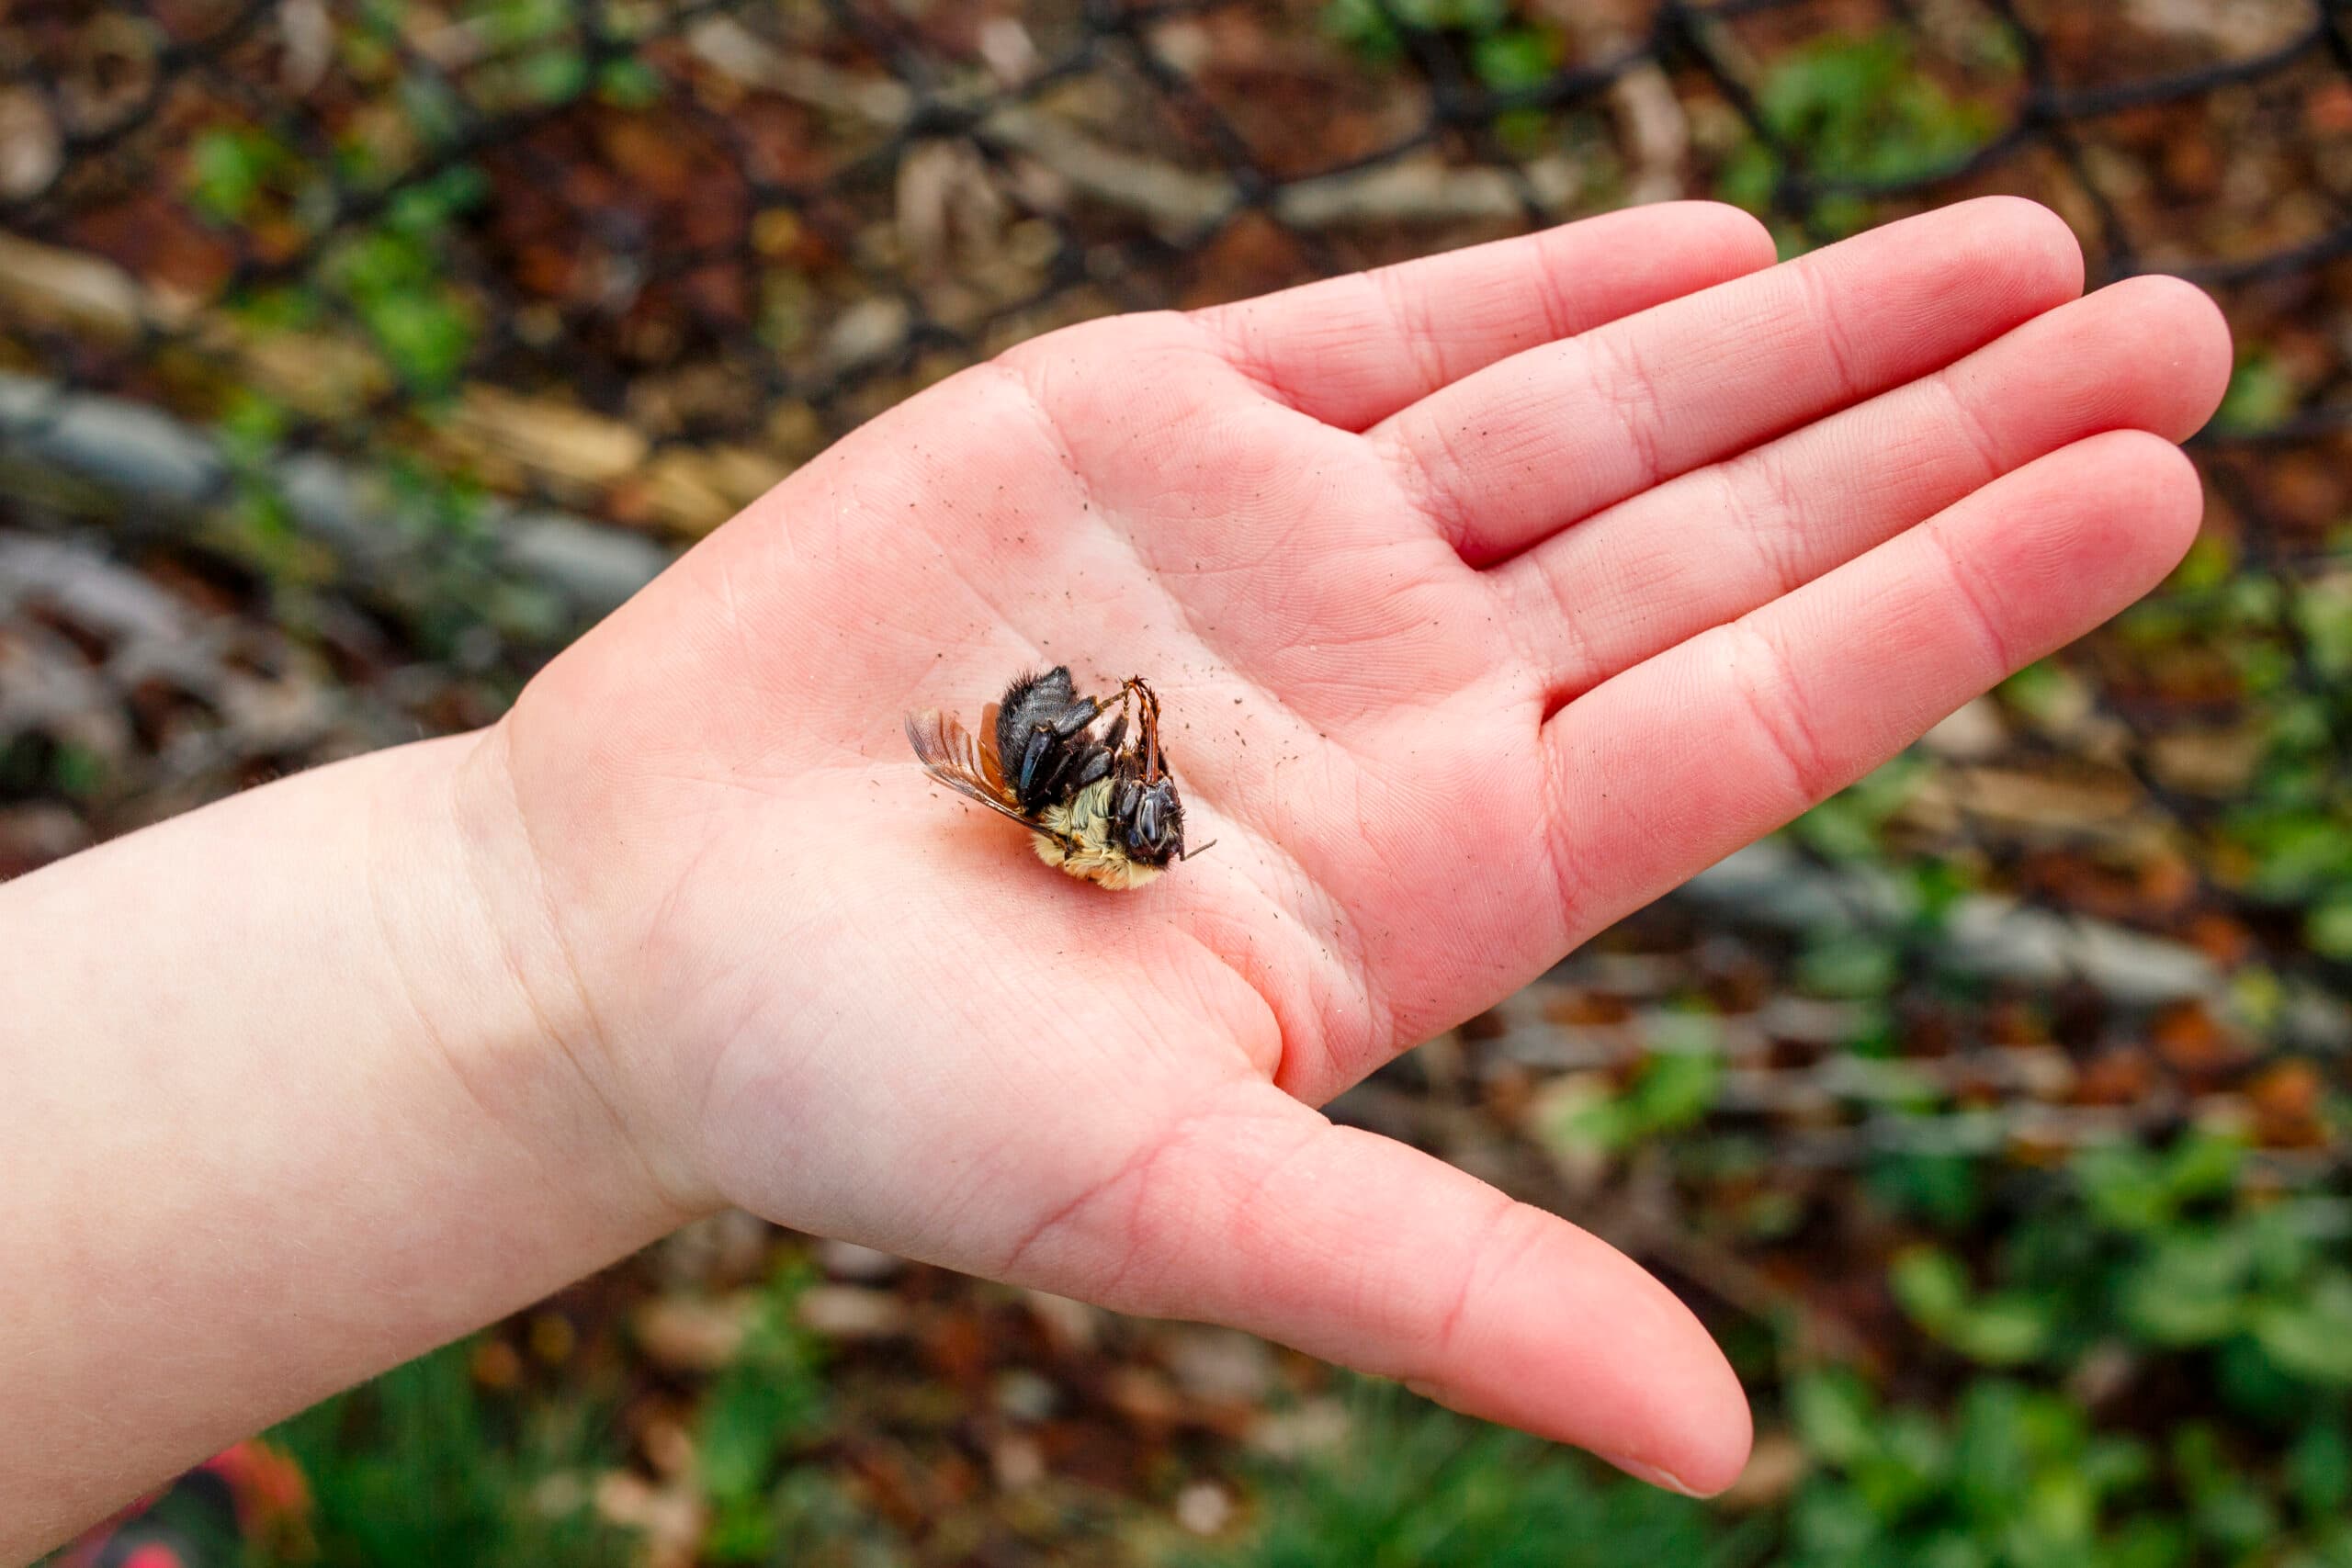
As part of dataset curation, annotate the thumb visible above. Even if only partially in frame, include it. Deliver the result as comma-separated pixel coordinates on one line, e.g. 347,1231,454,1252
1012,1081,1752,1495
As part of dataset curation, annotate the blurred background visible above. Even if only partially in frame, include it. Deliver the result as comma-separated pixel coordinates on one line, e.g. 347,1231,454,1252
11,0,2352,1562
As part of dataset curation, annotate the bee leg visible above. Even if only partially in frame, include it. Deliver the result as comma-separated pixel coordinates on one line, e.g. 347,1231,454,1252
1070,749,1113,790
1020,694,1102,795
1031,735,1080,799
1097,712,1128,757
1015,727,1057,795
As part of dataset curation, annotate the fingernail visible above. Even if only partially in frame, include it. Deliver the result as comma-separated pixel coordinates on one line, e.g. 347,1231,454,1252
1602,1454,1702,1497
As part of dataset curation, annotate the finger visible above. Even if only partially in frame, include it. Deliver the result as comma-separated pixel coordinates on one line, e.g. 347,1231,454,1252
1191,203,1776,432
1498,274,2233,696
1540,430,2202,945
1009,1079,1751,1494
1373,196,2086,563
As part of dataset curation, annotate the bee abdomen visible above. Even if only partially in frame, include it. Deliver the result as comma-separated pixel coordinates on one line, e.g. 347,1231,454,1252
1034,778,1162,890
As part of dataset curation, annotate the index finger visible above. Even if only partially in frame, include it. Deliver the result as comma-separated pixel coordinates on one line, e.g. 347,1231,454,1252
1190,202,1777,432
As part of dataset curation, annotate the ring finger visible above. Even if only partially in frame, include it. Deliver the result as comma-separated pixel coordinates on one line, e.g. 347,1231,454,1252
1492,274,2232,700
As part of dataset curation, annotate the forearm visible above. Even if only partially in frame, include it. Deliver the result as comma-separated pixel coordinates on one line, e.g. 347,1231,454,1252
0,731,699,1562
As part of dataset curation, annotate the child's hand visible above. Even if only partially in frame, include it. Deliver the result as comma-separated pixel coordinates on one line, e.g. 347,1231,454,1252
468,197,2229,1493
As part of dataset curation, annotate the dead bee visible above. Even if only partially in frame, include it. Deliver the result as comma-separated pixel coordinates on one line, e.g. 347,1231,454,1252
905,667,1213,890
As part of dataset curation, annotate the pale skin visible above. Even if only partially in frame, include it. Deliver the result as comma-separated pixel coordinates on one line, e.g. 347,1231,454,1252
0,197,2231,1559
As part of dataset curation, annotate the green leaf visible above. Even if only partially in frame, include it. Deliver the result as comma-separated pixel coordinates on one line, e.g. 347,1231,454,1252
1792,756,1927,863
188,127,286,221
1791,1369,1878,1469
396,74,470,149
1796,931,1901,999
1893,1247,1970,1325
388,164,491,233
2194,1475,2281,1555
2310,896,2352,961
1950,1380,2035,1505
2213,349,2299,434
49,743,108,801
363,288,477,391
1952,1299,2053,1366
519,46,590,103
2289,1422,2352,1517
2169,533,2236,593
1623,1044,1723,1134
2076,1134,2244,1234
1470,27,1558,92
1893,1248,2052,1365
2120,1233,2255,1346
1321,0,1406,58
2107,1516,2195,1568
1534,1075,1632,1158
2163,1133,2250,1202
1868,1151,1984,1230
1720,28,2005,237
695,1264,827,1528
1204,1377,1725,1568
597,57,664,107
475,0,573,46
220,387,292,453
2253,1272,2352,1384
1999,660,2076,723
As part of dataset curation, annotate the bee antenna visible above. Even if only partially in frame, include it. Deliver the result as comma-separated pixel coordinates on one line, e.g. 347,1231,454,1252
1180,838,1218,862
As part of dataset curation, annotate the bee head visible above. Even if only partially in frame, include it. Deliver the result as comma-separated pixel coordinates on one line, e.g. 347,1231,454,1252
1119,776,1186,867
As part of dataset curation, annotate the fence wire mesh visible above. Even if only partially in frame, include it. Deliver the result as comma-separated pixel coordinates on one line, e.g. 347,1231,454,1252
6,0,2352,1182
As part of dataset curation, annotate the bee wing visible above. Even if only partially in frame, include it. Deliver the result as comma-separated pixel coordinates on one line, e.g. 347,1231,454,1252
978,701,1003,788
906,708,1035,830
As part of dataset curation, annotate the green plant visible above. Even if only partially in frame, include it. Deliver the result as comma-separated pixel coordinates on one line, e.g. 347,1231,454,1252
188,127,307,225
695,1262,833,1562
1878,1135,2352,1395
0,735,110,804
261,1336,635,1567
1200,1380,1763,1568
1719,30,2004,241
2213,351,2300,436
1791,755,1929,863
1890,1247,2054,1367
1786,1371,2165,1567
1537,1017,1726,1158
1321,0,1566,145
321,165,488,396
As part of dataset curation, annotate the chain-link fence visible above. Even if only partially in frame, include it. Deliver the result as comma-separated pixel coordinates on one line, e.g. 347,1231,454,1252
8,0,2352,1300
22,2,2352,1558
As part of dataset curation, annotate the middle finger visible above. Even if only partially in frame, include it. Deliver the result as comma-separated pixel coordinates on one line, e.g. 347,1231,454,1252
1366,197,2084,564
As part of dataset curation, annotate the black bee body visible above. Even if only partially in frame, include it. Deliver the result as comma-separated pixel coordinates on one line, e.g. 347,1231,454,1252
994,668,1121,814
907,666,1210,890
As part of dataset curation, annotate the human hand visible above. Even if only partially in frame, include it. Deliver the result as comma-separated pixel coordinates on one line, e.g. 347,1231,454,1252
471,197,2229,1494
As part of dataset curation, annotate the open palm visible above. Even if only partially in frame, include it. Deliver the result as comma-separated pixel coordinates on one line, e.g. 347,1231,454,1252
491,197,2227,1493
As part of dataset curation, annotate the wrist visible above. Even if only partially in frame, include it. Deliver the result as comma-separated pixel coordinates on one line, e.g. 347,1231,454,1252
387,727,721,1227
0,728,713,1556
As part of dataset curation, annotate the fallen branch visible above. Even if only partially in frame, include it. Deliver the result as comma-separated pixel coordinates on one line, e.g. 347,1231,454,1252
0,369,669,620
1680,839,2351,1051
